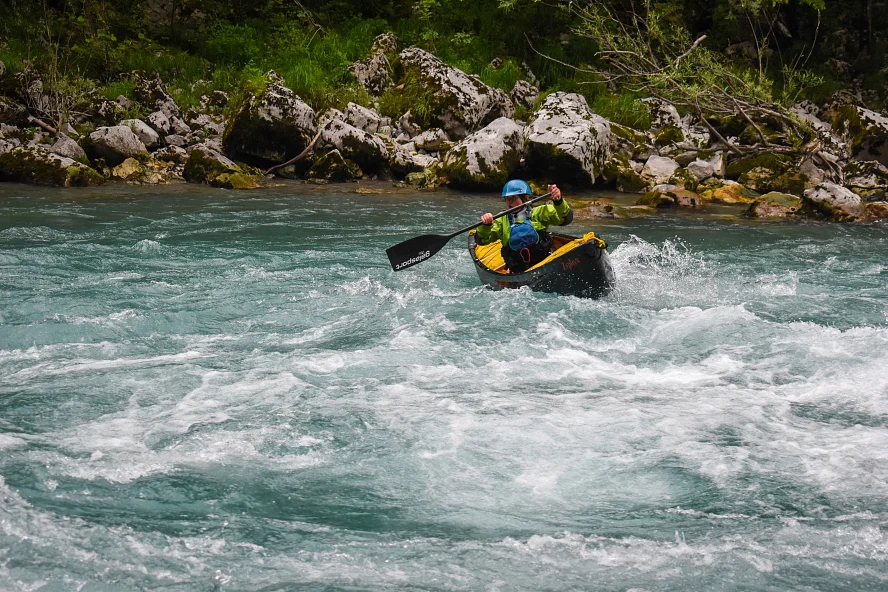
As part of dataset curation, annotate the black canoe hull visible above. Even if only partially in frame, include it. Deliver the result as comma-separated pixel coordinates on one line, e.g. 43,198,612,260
468,233,616,298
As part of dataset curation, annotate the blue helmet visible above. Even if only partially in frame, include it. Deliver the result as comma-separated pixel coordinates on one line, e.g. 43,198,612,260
502,179,532,199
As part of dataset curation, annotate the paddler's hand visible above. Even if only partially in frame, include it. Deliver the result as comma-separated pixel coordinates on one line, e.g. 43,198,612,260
549,184,562,202
481,213,494,225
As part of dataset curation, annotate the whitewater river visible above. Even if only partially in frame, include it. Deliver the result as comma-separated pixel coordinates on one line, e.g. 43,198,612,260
1,182,886,591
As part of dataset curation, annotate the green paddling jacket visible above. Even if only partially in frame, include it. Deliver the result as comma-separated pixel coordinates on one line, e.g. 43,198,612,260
475,198,572,247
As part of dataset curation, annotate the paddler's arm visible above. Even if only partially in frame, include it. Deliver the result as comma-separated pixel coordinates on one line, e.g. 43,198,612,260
532,184,572,227
476,213,503,245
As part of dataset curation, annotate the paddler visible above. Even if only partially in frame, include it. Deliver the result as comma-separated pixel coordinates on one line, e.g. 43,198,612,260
476,180,572,273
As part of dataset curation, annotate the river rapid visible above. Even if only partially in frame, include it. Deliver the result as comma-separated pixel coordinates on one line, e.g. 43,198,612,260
1,182,887,591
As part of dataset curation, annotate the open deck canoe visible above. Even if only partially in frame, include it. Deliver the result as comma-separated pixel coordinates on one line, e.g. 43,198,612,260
468,231,616,298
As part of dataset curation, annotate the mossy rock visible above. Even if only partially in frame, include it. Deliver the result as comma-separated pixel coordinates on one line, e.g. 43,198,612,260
725,153,793,179
611,123,649,145
571,200,630,220
306,149,363,182
405,168,442,189
738,123,785,146
700,183,760,204
769,171,810,195
0,148,104,187
865,201,888,219
211,172,263,189
668,167,698,192
654,125,685,147
636,191,676,208
183,148,237,185
852,187,887,201
744,192,803,219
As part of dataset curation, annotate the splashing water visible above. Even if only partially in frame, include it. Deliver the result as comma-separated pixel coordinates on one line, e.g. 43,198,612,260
1,185,887,591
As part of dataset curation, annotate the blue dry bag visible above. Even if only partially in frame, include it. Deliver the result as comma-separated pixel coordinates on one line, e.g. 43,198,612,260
507,210,540,251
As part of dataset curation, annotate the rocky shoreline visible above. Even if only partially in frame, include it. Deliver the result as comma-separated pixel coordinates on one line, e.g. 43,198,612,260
1,32,887,223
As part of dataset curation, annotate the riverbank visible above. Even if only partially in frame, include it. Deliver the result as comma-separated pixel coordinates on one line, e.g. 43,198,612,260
3,23,888,224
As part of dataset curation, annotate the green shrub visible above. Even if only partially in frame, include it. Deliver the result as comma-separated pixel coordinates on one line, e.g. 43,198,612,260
479,59,523,92
204,23,262,66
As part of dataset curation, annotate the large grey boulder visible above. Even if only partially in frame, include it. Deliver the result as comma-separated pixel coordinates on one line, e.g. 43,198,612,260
319,119,389,173
50,135,88,164
0,146,104,186
803,182,864,221
87,126,148,166
524,92,611,185
223,81,318,167
440,117,524,190
119,118,161,149
397,47,514,139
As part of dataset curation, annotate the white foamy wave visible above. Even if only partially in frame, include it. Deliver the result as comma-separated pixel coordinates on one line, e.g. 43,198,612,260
133,239,163,253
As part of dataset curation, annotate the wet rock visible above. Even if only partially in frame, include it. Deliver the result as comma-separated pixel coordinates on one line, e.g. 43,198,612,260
637,186,706,208
183,143,262,189
865,201,888,219
86,126,149,166
223,80,318,167
50,135,88,164
745,192,803,219
119,119,161,149
0,146,104,187
305,149,363,182
397,47,514,139
700,180,759,204
319,119,389,173
524,92,611,186
601,154,649,193
803,182,864,221
440,117,524,190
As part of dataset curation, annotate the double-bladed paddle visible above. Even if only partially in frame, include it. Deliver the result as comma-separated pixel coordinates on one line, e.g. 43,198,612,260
386,192,553,271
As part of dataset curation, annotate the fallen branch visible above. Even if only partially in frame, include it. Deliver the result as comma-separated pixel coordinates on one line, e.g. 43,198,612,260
264,128,323,176
28,116,58,135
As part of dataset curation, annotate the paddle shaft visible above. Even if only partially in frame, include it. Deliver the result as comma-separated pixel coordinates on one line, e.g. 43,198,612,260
443,192,553,240
386,192,553,271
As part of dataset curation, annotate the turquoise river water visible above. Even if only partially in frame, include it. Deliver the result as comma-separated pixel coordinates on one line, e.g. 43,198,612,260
1,182,887,591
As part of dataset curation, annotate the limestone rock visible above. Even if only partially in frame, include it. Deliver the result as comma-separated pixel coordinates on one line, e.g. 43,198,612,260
413,128,448,152
745,192,803,219
344,102,383,134
828,106,888,166
700,181,759,204
371,32,399,55
641,155,680,184
687,159,715,181
119,118,161,149
223,81,318,167
387,140,437,177
440,117,524,190
319,119,389,173
524,92,611,186
0,146,104,187
183,143,253,188
397,47,514,139
132,72,182,119
350,53,393,96
306,149,363,182
87,126,148,166
50,135,88,164
147,111,172,135
511,80,539,110
803,182,864,221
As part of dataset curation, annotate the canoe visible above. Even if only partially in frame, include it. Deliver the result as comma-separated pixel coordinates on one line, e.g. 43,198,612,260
468,231,616,298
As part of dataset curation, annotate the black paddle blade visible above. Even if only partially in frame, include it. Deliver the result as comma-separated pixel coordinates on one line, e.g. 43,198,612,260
386,233,452,271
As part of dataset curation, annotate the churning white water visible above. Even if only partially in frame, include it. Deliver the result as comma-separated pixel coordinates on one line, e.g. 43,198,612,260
1,184,886,590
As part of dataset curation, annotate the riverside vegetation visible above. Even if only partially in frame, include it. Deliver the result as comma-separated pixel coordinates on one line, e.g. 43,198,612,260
1,0,888,222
